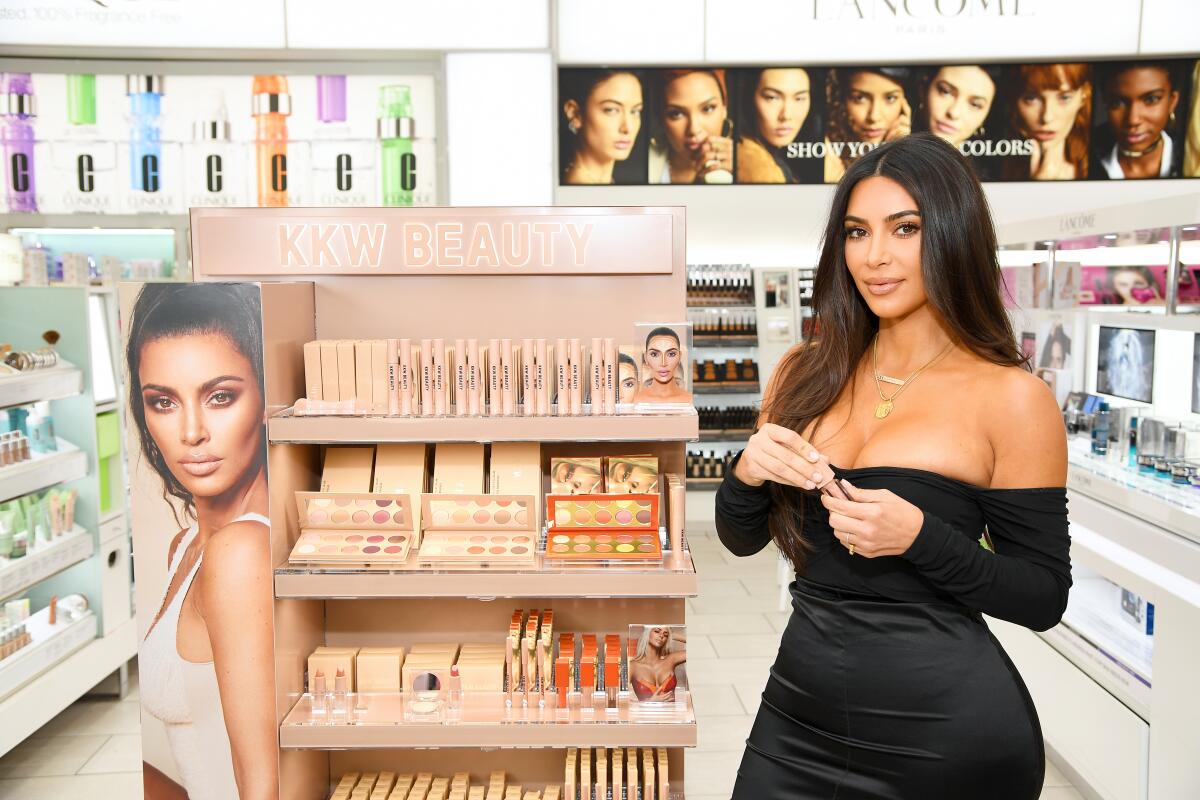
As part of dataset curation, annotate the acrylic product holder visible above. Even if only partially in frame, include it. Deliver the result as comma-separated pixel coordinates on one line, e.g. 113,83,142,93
417,494,538,565
289,492,416,565
544,494,663,562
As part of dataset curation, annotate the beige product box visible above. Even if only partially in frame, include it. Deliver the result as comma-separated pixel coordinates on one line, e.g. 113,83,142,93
320,340,341,401
355,340,374,410
454,654,505,691
302,341,323,401
21,249,48,286
433,444,485,494
373,444,428,539
370,772,397,800
356,646,406,693
337,340,357,403
372,339,389,415
321,446,376,493
308,646,359,692
390,775,415,800
489,442,542,528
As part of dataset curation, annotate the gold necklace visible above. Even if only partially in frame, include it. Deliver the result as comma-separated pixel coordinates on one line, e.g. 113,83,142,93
871,336,955,419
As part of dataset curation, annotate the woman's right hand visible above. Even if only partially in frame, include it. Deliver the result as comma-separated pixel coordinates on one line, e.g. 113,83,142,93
733,423,833,490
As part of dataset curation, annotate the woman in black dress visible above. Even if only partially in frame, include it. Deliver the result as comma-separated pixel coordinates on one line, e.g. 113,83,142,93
718,132,1070,799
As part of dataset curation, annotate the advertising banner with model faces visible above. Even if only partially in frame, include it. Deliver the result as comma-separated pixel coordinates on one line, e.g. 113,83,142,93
121,281,280,800
559,58,1200,185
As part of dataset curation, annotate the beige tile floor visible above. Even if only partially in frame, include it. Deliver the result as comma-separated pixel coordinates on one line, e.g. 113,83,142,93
0,528,1086,799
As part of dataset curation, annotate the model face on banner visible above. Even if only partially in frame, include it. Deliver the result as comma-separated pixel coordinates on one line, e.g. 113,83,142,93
925,66,995,147
843,176,925,318
1106,67,1179,154
138,333,265,501
1110,267,1161,304
662,72,727,155
845,71,907,144
755,69,812,148
572,73,644,164
1016,79,1085,146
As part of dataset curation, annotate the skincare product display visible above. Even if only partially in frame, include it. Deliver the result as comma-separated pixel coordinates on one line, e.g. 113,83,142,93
686,265,754,307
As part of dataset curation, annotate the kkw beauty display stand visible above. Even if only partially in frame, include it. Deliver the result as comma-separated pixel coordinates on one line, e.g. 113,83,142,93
143,207,698,799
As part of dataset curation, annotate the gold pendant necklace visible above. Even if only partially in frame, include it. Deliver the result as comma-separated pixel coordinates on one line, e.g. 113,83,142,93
872,336,954,420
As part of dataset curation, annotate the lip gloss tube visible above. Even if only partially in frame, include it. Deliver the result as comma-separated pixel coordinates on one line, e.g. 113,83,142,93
555,339,568,416
534,339,549,416
387,338,399,416
670,477,685,554
487,339,501,416
127,74,164,194
420,339,434,417
432,338,447,417
520,339,535,416
501,339,515,416
569,338,583,416
604,338,617,414
1,73,37,212
467,339,481,416
251,75,291,207
454,339,467,416
589,338,603,415
398,339,413,416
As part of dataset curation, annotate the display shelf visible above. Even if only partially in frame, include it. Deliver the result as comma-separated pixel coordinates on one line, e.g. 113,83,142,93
686,478,724,489
693,385,760,395
280,691,697,749
0,361,83,410
693,336,758,348
1059,576,1154,687
276,549,697,599
0,526,94,603
699,429,753,442
0,606,97,702
1066,440,1200,546
268,410,699,444
0,440,88,504
685,303,754,310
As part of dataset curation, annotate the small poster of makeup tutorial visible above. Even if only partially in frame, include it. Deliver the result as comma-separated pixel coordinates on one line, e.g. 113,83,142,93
621,322,693,413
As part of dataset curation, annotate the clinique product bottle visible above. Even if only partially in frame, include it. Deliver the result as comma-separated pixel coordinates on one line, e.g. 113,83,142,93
48,74,119,213
1,72,37,213
183,90,246,207
310,75,374,206
252,75,292,207
377,85,415,207
125,74,180,212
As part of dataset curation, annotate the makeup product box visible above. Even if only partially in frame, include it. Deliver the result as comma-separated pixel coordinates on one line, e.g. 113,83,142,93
302,341,323,401
418,495,537,565
356,646,406,693
550,456,604,495
545,494,663,562
489,443,542,527
320,341,341,401
374,444,428,542
371,340,388,415
321,447,375,493
337,340,357,403
355,341,374,411
290,491,415,564
308,646,359,692
604,455,660,494
433,444,485,494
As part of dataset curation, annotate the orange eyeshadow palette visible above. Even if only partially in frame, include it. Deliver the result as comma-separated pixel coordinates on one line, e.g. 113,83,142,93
417,494,538,564
289,492,415,564
544,495,663,562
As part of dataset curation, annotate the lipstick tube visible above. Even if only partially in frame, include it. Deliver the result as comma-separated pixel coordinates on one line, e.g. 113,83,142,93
453,339,467,416
1,73,37,212
569,338,583,416
127,74,164,194
252,75,291,207
521,339,535,416
535,339,549,416
432,338,447,417
604,338,617,414
589,338,603,414
398,339,413,416
487,339,502,416
466,339,481,416
555,339,568,416
420,339,434,417
501,338,515,416
377,85,415,207
387,338,400,416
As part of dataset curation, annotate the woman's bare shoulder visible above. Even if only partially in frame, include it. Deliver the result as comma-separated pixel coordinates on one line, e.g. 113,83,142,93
981,365,1067,488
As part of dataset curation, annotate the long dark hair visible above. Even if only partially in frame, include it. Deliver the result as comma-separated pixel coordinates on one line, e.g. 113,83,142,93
125,282,266,520
762,133,1026,571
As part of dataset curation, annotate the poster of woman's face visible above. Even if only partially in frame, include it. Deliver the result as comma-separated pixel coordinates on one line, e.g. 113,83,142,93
122,282,279,800
1078,265,1166,306
1092,61,1189,180
559,68,648,185
732,67,825,183
1096,326,1155,404
823,66,913,182
632,323,693,408
646,69,734,184
1005,63,1092,181
1038,321,1072,370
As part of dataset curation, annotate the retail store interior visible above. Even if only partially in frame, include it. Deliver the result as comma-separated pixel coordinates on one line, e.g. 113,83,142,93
1,2,1199,799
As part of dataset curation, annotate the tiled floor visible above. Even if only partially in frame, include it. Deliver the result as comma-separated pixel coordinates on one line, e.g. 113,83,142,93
0,528,1086,799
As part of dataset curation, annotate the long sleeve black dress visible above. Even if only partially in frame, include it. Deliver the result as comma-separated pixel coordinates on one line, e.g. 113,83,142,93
717,460,1071,799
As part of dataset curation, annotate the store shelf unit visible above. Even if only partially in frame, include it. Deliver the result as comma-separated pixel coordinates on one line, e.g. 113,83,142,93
0,605,97,702
0,361,83,410
0,286,135,757
184,206,696,799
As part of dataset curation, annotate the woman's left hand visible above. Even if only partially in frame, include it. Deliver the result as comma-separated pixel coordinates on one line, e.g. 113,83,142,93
695,135,734,180
819,480,924,558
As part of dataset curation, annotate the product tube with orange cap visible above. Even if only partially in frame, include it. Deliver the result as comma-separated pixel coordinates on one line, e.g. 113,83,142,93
251,75,291,207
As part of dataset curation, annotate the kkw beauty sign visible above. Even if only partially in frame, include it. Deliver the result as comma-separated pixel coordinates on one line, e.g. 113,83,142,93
190,208,678,276
558,58,1200,185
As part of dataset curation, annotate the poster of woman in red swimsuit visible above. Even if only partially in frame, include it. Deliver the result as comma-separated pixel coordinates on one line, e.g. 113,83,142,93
628,624,688,702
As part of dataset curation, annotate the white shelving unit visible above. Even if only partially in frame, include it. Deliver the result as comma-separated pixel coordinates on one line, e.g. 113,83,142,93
0,605,98,702
0,361,83,409
0,440,88,504
0,525,94,602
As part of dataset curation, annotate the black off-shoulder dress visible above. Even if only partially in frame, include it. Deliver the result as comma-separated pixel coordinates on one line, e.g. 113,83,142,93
716,461,1071,800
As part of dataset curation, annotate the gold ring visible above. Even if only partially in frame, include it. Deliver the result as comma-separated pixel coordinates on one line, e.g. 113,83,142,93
848,536,855,556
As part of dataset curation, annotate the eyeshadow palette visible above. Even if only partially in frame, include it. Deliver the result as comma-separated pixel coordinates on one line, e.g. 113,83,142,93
289,492,415,564
418,494,539,565
545,495,663,562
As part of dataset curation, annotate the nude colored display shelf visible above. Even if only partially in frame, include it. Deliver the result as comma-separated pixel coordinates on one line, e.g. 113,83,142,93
0,361,83,410
276,549,697,599
1066,441,1200,546
693,384,760,395
268,410,699,444
0,440,88,504
280,691,697,749
698,429,752,442
685,303,754,310
692,336,758,348
0,606,97,702
685,478,724,489
0,525,93,603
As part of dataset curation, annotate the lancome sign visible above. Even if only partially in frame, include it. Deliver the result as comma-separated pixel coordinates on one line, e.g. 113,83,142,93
706,0,1138,61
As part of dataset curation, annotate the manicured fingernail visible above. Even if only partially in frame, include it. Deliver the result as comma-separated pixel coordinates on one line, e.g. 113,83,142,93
812,472,823,483
805,481,815,490
807,451,819,461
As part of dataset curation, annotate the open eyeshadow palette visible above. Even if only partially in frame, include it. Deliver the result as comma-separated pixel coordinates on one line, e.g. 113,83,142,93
544,495,663,562
417,494,538,564
289,492,415,564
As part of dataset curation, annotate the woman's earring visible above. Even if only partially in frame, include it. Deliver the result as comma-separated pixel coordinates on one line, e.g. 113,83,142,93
1169,111,1177,127
568,119,581,135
